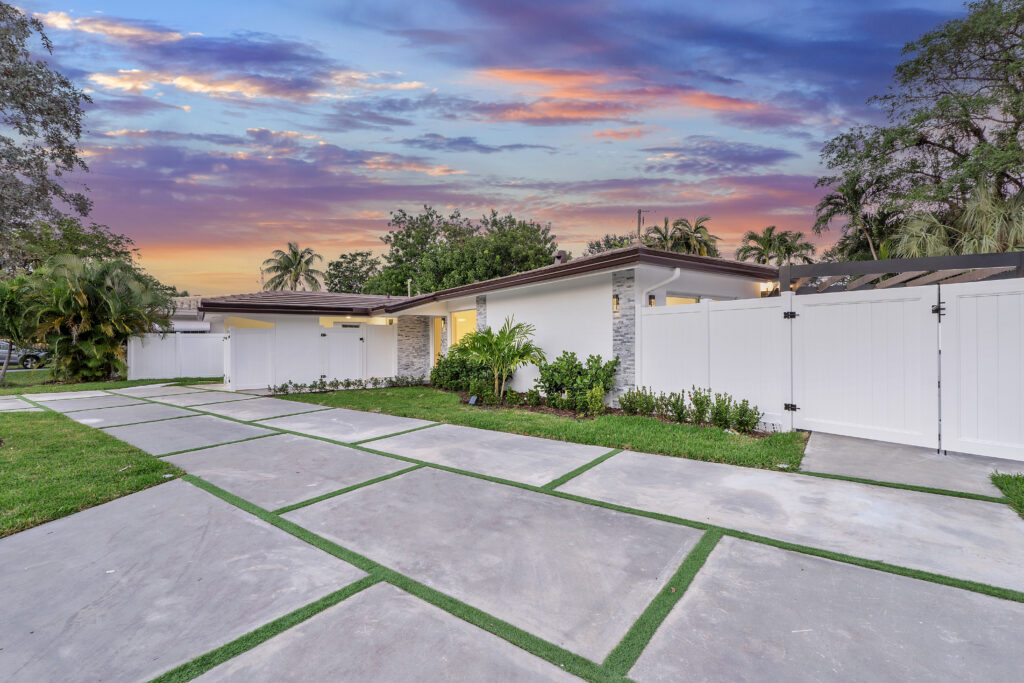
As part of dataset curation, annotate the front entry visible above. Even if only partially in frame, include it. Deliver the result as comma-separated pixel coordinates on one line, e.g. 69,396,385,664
324,325,363,380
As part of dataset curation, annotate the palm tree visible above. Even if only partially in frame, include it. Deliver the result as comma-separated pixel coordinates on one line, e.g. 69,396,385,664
24,256,172,381
736,225,781,264
262,242,325,291
644,218,679,251
775,230,816,266
673,216,720,256
892,183,1024,257
462,316,546,401
814,174,879,260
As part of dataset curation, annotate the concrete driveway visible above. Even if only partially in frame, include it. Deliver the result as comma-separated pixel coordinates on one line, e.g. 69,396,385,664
2,385,1024,682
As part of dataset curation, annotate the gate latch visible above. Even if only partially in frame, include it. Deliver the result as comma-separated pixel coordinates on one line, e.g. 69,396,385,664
931,303,945,318
320,332,327,337
784,403,798,412
783,311,798,319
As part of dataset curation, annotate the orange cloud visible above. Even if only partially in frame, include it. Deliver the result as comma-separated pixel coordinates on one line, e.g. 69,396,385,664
35,11,183,43
594,127,650,140
364,154,465,176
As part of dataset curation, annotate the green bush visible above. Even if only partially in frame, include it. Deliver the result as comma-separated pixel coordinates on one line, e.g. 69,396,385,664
662,391,689,423
535,351,619,410
429,342,491,391
731,399,764,433
619,386,658,416
524,388,542,406
689,386,712,423
711,392,734,429
505,389,521,405
584,386,606,416
468,378,496,405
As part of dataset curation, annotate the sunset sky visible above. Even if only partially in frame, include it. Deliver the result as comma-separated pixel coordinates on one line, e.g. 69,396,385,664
27,0,965,294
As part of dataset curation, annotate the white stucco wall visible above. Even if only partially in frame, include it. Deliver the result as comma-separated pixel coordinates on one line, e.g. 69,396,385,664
485,273,615,392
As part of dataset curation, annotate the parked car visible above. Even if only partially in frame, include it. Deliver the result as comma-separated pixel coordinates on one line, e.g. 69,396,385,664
0,341,49,369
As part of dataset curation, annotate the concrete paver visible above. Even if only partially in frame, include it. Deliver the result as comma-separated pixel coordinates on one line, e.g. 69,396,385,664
259,407,435,444
166,433,410,509
0,480,365,683
196,582,581,682
0,397,35,411
103,414,276,456
109,384,204,398
66,402,195,428
369,423,610,485
21,389,111,401
153,390,259,407
630,537,1024,682
199,397,329,421
284,467,701,661
558,450,1024,592
42,394,144,413
803,432,1024,496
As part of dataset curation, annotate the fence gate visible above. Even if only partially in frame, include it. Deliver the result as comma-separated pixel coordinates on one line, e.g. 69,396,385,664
790,286,939,449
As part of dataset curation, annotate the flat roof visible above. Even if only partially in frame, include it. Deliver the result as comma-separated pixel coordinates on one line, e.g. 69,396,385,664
199,246,777,316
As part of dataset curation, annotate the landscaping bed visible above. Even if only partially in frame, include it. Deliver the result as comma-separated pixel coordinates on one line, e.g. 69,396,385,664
0,411,182,536
282,386,808,470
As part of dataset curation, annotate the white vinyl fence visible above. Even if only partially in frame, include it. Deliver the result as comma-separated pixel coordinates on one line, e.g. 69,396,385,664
127,333,227,380
639,278,1024,461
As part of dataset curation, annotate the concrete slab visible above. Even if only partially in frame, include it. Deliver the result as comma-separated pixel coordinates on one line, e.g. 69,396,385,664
104,414,276,456
0,479,364,683
66,402,195,428
803,432,1024,496
21,389,111,401
369,423,610,485
109,384,203,398
630,537,1024,682
154,390,259,407
0,407,43,412
196,582,580,682
259,408,435,444
165,433,409,509
200,397,329,421
284,467,701,661
558,451,1024,592
42,394,145,413
0,397,34,411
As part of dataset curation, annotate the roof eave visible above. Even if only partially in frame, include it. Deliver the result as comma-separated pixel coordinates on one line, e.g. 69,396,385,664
198,302,375,316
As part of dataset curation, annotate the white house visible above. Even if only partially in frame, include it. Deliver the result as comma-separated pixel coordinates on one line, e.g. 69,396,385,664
196,245,777,393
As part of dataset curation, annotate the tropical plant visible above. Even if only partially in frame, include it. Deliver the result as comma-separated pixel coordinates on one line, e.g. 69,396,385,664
0,275,31,382
891,183,1024,257
583,233,635,256
261,242,325,291
644,218,678,251
429,341,491,392
813,174,882,260
736,226,816,266
22,256,172,381
673,216,721,256
461,316,546,401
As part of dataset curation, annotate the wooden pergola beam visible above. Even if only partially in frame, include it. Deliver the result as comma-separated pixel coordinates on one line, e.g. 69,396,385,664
847,273,884,291
873,270,927,289
940,266,1016,284
817,275,844,292
905,269,967,287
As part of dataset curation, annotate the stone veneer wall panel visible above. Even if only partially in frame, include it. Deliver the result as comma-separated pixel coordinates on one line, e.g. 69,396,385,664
612,270,636,397
476,295,487,331
397,315,431,379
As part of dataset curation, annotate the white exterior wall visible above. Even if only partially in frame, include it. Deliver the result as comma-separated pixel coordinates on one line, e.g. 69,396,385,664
127,333,227,380
485,273,615,392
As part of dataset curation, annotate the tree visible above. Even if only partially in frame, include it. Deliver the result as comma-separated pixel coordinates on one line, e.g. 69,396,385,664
1,218,137,276
262,242,325,291
23,256,172,381
583,233,634,256
0,4,93,261
891,182,1024,256
0,275,30,383
737,226,817,266
672,216,720,257
775,231,817,266
325,251,381,293
462,316,546,401
819,0,1024,215
813,174,883,260
644,218,679,251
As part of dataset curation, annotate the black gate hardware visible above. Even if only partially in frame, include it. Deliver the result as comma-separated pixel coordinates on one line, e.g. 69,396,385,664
783,311,798,319
931,303,946,317
784,403,798,411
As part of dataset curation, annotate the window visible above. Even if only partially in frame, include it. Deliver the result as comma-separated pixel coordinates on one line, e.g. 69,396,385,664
432,317,444,362
665,296,699,306
450,309,477,346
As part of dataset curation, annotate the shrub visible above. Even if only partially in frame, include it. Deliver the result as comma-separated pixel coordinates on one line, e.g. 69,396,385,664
689,386,712,423
663,391,689,423
584,385,606,416
535,351,619,409
468,378,496,405
731,399,764,433
525,388,542,406
711,392,734,429
430,342,491,391
619,386,657,416
535,350,582,398
461,316,545,402
505,389,521,405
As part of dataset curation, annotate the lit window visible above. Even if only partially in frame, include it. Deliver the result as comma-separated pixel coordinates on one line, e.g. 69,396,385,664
665,296,699,306
450,309,477,345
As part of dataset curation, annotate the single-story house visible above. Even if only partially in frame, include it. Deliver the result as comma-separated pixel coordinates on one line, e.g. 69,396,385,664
198,245,778,392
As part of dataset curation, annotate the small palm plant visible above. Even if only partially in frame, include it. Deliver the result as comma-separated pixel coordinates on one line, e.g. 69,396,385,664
262,242,325,291
462,316,546,402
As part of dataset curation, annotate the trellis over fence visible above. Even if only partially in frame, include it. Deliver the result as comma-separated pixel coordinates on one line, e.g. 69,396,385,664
778,251,1024,295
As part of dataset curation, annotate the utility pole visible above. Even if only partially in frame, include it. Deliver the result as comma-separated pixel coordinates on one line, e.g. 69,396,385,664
636,209,651,240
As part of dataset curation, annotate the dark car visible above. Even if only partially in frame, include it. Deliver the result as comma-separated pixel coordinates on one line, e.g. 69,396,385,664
0,341,49,369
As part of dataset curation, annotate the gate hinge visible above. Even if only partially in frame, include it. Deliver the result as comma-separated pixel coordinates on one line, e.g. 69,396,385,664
320,332,327,337
783,311,798,319
784,403,798,412
931,303,945,318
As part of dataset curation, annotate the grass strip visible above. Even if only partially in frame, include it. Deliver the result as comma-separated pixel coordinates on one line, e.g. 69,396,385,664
183,475,619,682
542,449,621,490
350,421,442,445
158,433,278,458
992,471,1024,518
0,374,221,396
799,470,1008,504
272,465,425,514
602,530,722,675
149,574,382,683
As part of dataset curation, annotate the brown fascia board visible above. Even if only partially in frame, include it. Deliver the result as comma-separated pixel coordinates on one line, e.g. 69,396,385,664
375,246,778,314
198,301,375,316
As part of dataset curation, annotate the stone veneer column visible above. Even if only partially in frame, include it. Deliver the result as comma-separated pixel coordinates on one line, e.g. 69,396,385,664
396,315,431,379
612,270,636,397
476,295,487,330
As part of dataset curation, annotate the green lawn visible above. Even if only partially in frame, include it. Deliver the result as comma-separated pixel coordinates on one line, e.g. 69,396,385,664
0,369,222,396
283,386,807,469
0,412,182,537
992,472,1024,518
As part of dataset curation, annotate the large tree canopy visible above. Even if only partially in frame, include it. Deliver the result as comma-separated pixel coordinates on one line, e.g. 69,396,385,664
325,250,381,293
1,218,136,277
0,3,92,259
362,207,559,296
